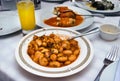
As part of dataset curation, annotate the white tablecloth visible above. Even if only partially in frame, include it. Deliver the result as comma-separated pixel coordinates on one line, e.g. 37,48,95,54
0,1,120,81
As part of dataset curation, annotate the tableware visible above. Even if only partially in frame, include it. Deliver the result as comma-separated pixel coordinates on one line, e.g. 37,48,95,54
17,0,36,35
36,5,94,30
99,24,120,41
94,45,119,81
74,0,120,13
0,11,21,36
118,19,120,29
114,59,120,81
31,0,41,9
15,28,94,78
0,9,11,11
68,27,99,40
100,61,119,81
56,10,104,18
78,14,105,18
42,0,65,2
70,0,75,2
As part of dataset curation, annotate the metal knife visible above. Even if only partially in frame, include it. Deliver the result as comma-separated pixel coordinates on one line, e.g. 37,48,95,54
0,9,11,11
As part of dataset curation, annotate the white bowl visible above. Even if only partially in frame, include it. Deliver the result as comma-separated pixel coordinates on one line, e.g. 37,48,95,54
99,24,120,41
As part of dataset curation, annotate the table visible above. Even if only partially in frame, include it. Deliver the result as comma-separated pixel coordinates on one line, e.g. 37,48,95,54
0,1,120,81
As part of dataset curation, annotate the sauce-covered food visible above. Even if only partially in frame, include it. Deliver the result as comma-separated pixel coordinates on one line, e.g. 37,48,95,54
27,34,80,68
44,6,84,27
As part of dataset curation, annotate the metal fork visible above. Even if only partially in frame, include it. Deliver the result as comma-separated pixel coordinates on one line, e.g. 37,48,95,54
94,45,119,81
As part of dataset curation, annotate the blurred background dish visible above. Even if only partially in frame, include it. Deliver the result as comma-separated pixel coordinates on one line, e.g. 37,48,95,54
36,5,94,30
0,11,21,36
15,28,94,78
74,0,120,13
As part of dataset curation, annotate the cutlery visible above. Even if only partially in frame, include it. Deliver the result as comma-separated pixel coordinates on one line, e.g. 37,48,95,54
104,13,120,16
83,27,99,33
0,28,2,30
70,0,75,2
94,45,119,81
74,0,91,2
80,14,105,18
60,10,105,18
0,9,11,11
68,27,99,40
118,19,120,27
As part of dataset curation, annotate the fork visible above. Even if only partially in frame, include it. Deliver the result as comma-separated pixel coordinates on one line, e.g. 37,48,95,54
68,27,99,40
94,45,119,81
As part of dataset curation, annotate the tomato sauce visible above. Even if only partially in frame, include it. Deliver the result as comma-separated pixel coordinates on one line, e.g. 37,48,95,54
44,15,84,27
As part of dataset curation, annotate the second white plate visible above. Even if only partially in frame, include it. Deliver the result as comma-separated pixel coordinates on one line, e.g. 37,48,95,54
36,5,94,30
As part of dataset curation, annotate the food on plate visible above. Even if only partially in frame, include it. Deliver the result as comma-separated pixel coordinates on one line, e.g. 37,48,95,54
53,6,76,18
27,34,80,68
44,6,84,27
87,0,114,10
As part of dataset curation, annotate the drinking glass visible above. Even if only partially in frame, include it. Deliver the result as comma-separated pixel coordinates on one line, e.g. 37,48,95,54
17,0,36,35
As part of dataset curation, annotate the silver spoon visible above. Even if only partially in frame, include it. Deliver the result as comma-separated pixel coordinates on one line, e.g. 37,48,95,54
81,14,105,18
68,27,99,40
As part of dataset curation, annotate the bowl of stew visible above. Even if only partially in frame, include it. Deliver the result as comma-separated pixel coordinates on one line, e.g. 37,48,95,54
15,28,94,78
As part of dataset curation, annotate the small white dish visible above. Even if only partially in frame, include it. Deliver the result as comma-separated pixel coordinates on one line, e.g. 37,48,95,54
99,24,120,41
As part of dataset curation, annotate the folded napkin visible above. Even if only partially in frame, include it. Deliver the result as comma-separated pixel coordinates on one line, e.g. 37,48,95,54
114,59,120,81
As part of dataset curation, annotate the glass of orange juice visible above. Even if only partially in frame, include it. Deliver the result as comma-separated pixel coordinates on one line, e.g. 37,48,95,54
17,0,36,35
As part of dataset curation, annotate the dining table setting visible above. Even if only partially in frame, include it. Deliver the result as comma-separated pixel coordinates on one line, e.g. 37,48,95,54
0,0,120,81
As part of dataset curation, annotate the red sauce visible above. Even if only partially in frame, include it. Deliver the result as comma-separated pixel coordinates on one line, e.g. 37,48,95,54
44,15,84,28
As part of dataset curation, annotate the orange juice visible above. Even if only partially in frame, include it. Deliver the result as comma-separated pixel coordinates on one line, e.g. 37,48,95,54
17,0,35,30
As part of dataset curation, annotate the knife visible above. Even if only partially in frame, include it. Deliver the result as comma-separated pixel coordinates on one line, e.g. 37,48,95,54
114,59,120,81
91,12,120,16
0,9,11,11
104,13,120,16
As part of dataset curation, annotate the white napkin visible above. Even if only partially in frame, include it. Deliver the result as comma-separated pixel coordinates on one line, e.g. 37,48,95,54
114,59,120,81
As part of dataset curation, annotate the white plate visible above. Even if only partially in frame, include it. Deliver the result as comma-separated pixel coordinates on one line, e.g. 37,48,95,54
15,28,94,78
100,61,118,81
36,5,94,30
0,11,21,36
75,0,120,13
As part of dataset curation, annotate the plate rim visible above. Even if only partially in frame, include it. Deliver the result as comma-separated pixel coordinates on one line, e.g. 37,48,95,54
0,27,21,36
15,28,94,78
